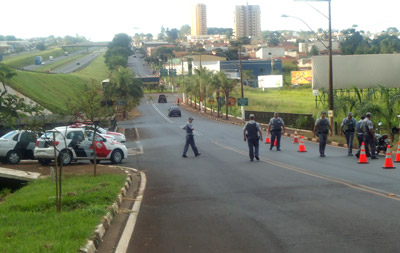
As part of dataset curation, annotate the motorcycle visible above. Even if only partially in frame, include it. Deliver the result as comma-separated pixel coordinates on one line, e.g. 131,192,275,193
375,122,391,154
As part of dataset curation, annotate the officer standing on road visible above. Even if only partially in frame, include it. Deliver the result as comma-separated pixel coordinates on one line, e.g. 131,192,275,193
340,112,357,156
243,114,263,161
356,115,366,149
182,116,201,158
268,112,286,151
362,112,378,159
313,111,333,157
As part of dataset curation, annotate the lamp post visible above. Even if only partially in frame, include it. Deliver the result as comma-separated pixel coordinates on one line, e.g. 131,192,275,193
282,0,333,132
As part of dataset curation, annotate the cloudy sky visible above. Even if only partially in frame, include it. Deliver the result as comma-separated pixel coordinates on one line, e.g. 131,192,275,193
2,0,398,41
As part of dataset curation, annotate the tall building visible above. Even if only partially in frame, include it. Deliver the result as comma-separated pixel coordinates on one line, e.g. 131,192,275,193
234,4,261,38
191,3,207,36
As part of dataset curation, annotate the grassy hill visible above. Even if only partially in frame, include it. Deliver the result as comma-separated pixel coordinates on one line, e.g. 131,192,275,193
7,52,109,114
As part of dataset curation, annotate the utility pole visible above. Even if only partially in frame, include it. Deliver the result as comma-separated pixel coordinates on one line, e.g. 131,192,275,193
239,46,245,120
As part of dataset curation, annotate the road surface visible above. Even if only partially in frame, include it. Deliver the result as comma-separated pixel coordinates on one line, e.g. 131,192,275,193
112,96,400,252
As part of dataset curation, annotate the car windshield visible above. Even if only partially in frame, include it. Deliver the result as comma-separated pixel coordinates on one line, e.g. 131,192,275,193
40,132,60,139
96,127,107,134
0,131,17,139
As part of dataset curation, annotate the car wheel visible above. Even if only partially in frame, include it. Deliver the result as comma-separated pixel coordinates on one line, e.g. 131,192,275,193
38,159,51,165
7,151,21,164
110,149,123,164
58,150,72,166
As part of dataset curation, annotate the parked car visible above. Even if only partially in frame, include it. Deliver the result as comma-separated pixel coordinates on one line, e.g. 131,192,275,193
168,106,181,117
34,126,128,165
69,124,126,143
158,94,167,103
0,130,39,164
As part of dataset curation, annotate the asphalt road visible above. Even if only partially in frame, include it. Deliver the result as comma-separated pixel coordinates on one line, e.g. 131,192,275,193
128,54,153,77
118,95,400,252
22,49,86,71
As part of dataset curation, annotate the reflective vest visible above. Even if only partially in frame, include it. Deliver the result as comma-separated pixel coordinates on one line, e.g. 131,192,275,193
270,118,283,131
343,118,356,132
317,118,329,134
245,122,259,140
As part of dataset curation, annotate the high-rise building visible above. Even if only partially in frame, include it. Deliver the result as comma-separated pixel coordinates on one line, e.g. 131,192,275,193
191,3,207,36
234,4,261,38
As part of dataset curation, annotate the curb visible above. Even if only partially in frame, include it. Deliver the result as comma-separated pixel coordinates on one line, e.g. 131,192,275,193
79,166,141,253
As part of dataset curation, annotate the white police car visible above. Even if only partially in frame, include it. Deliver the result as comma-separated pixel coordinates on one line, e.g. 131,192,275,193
34,126,128,165
69,123,126,143
0,130,39,164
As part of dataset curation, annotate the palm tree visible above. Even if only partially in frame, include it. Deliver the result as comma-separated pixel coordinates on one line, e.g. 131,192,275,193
194,66,213,113
214,71,236,119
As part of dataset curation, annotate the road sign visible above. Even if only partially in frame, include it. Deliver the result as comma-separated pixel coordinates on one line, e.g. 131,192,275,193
228,97,236,106
237,98,248,106
218,97,225,105
169,69,177,76
160,69,168,77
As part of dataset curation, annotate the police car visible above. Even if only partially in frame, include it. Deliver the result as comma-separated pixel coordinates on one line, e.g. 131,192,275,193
70,124,126,143
0,130,39,164
34,126,128,165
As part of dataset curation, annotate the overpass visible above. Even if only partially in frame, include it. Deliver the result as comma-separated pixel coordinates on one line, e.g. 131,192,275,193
62,42,110,52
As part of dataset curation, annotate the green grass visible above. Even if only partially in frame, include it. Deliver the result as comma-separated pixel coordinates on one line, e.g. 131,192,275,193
72,52,109,83
9,71,87,113
0,174,126,253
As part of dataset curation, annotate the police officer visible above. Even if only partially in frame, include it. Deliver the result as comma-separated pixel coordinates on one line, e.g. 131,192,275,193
243,114,263,161
340,112,357,156
362,112,377,159
182,116,201,158
313,111,333,157
356,115,366,149
268,112,286,151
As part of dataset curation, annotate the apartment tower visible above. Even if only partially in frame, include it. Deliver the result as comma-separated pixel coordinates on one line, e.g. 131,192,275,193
191,3,207,36
234,4,261,38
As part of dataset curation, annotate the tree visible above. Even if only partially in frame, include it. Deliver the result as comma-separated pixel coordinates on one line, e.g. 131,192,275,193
0,64,44,127
310,45,319,56
214,71,236,119
36,42,46,51
104,33,132,69
242,70,254,86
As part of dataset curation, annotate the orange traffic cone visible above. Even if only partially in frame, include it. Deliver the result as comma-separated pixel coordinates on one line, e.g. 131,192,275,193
293,131,299,144
265,132,271,144
298,136,307,152
383,145,396,169
274,139,277,146
358,142,369,164
394,141,400,163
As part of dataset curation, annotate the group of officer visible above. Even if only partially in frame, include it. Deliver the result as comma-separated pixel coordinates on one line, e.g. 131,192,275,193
243,111,378,161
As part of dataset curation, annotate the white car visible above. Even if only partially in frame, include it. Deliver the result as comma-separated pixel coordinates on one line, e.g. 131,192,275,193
0,130,39,164
34,126,128,165
69,124,126,143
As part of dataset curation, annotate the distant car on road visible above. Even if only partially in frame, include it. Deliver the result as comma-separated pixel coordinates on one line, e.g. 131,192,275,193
76,62,80,65
158,94,167,103
0,130,39,164
168,106,181,117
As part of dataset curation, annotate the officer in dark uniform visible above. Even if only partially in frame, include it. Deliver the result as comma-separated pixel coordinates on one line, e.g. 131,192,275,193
313,111,333,157
268,112,286,151
340,112,357,156
356,115,366,149
362,112,377,159
182,116,201,158
243,114,263,161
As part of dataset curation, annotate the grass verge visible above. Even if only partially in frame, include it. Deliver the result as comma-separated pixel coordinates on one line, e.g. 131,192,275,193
0,173,126,253
72,52,109,83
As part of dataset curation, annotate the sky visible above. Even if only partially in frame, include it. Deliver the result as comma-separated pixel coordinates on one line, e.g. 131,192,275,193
2,0,399,42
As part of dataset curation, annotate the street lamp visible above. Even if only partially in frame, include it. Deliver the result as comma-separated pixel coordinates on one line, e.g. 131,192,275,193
282,0,333,131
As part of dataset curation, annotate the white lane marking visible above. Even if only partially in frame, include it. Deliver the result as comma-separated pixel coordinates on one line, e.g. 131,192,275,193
214,141,400,201
115,169,147,253
151,103,173,123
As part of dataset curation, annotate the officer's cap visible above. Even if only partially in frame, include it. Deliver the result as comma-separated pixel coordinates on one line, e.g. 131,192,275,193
361,115,366,120
249,114,255,119
366,112,372,117
348,112,353,116
188,116,194,120
321,111,326,114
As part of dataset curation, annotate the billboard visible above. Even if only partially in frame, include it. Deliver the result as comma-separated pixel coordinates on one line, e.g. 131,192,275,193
291,71,312,85
312,54,400,89
258,75,283,88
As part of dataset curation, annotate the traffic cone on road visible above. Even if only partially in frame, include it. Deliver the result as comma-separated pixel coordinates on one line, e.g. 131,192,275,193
298,136,307,152
265,132,271,144
358,142,369,164
383,145,396,169
293,131,299,144
274,139,277,146
394,141,400,163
